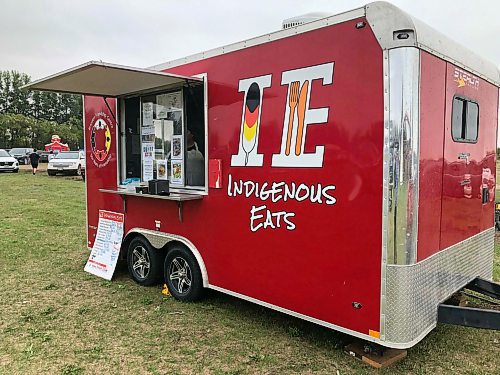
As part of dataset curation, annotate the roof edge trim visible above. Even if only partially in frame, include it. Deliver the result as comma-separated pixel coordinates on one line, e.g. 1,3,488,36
149,7,365,71
366,1,500,86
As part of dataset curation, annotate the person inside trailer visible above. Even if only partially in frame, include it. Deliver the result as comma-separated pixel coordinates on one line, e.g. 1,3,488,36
185,129,204,186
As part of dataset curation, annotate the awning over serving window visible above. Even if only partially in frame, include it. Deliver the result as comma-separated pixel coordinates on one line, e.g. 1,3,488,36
22,61,203,97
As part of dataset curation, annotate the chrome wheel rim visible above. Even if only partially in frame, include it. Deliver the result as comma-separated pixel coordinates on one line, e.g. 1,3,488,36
169,257,192,294
131,245,150,279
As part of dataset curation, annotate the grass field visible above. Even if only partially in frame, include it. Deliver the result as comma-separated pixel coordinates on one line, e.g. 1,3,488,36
0,168,499,374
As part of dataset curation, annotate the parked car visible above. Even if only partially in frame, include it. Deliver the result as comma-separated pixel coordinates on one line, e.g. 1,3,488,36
0,149,19,173
47,151,85,176
9,147,34,165
37,150,51,163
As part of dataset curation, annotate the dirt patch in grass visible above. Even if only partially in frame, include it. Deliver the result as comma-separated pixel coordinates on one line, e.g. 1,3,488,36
0,172,499,374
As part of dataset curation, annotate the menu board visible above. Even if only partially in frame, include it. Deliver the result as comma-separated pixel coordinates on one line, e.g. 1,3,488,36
142,102,154,126
142,142,154,182
84,210,124,280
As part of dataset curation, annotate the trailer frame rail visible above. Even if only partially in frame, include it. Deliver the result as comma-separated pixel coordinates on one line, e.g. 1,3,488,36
437,277,500,330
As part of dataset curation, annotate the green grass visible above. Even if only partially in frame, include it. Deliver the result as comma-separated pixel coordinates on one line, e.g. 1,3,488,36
0,169,499,374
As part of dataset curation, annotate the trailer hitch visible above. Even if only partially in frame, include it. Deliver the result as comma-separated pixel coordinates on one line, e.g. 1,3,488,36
437,277,500,330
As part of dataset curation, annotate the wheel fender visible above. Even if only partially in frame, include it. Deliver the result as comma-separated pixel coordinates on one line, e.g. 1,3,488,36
123,228,209,287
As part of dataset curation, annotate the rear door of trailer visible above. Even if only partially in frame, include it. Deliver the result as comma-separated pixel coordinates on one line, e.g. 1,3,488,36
440,64,498,249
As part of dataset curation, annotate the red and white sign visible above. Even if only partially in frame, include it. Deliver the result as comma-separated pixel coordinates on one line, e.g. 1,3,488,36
84,210,124,280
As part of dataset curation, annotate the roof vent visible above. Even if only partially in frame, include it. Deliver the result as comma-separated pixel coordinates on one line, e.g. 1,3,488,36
282,12,332,30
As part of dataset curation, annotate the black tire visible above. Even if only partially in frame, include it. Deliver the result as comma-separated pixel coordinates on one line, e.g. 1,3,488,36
13,169,19,173
164,245,204,302
127,237,164,286
47,171,56,176
76,165,82,176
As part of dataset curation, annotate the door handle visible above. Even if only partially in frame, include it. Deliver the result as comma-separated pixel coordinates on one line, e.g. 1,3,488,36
458,152,470,165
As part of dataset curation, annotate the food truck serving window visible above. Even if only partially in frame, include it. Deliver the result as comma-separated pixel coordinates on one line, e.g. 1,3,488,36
120,82,206,190
21,61,207,192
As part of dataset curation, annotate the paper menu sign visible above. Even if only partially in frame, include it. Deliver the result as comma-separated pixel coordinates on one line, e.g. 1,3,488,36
142,142,154,182
142,142,154,160
157,159,168,180
84,210,124,280
171,159,184,185
143,159,154,182
156,95,168,119
171,135,183,160
141,126,155,135
142,102,154,126
157,92,182,117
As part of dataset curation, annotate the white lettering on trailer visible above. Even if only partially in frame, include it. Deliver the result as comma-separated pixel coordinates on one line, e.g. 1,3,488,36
272,62,334,168
250,205,296,232
228,173,336,232
231,74,272,167
228,174,336,205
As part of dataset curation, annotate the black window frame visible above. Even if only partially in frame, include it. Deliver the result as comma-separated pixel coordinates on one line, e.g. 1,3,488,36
451,95,479,144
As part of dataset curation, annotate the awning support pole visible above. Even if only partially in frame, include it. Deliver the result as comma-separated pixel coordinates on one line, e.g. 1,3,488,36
102,97,117,125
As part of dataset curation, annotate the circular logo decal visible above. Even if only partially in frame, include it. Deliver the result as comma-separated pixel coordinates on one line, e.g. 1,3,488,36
89,112,113,168
90,118,111,162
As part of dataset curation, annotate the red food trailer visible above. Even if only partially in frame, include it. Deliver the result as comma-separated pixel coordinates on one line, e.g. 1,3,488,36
25,2,500,349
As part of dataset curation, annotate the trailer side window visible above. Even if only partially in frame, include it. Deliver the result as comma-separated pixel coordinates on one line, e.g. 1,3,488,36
451,97,479,143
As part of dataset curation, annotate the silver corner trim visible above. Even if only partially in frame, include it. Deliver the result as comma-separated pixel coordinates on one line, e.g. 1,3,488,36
387,47,420,265
380,48,390,338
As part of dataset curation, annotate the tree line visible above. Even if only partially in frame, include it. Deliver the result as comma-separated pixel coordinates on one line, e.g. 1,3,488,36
0,70,83,150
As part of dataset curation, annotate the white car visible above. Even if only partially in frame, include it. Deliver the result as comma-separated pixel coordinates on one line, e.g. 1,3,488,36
47,151,85,176
0,149,19,173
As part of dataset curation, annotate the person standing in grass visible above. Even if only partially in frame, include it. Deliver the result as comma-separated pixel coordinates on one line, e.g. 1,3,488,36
29,149,40,175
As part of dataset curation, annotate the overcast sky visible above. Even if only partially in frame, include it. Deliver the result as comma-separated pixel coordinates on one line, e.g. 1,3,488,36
0,0,499,80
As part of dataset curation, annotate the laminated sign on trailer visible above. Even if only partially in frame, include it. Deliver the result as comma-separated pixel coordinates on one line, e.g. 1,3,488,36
84,210,124,280
24,1,500,349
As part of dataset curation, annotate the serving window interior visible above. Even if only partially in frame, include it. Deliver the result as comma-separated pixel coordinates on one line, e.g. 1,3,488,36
120,82,206,190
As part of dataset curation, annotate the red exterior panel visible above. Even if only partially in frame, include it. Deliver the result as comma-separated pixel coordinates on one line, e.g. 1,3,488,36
417,52,446,261
440,64,498,249
85,18,385,336
84,96,123,247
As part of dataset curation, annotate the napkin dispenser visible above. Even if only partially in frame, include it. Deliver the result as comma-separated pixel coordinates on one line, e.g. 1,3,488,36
148,179,170,196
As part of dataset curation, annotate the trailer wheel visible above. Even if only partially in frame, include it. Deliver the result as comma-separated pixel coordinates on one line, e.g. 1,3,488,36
127,237,164,286
164,246,203,302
